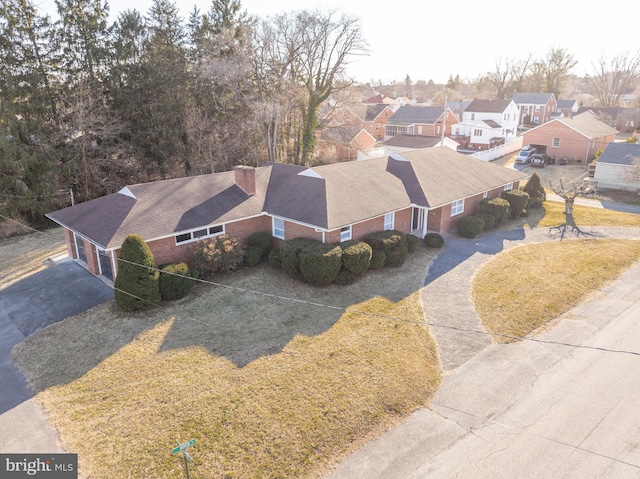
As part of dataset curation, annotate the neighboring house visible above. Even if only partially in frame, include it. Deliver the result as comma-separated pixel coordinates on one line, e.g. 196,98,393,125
47,149,528,281
576,107,640,133
446,100,471,122
316,127,377,162
556,99,579,118
384,106,459,140
593,142,640,191
382,134,460,155
452,99,519,150
512,92,557,126
522,112,618,162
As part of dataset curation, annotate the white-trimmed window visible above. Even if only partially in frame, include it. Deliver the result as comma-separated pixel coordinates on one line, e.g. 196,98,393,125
504,183,513,191
552,137,561,148
384,212,395,230
175,225,224,245
340,226,352,242
483,191,488,198
272,217,285,240
473,129,482,136
451,199,464,217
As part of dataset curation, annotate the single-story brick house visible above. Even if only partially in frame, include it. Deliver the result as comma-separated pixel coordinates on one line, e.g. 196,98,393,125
593,142,640,192
522,112,618,162
47,148,528,281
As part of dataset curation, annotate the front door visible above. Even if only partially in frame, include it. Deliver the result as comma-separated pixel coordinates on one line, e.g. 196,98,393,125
411,207,424,234
98,249,114,281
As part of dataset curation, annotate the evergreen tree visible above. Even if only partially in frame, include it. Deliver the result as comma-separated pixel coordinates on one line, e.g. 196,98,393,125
114,234,161,311
522,172,546,209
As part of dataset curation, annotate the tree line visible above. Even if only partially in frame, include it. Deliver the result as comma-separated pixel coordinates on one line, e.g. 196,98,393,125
1,0,367,224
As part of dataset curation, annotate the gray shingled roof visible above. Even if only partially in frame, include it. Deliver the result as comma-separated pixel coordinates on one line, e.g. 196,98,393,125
597,142,640,166
465,99,512,113
528,112,619,139
513,92,554,104
48,148,529,249
382,135,442,148
387,106,446,124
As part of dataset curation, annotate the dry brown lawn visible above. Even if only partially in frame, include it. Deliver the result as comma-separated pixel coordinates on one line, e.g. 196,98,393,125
537,201,640,228
13,247,442,479
473,240,640,342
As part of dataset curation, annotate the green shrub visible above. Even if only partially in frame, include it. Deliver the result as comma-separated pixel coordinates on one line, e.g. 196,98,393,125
424,232,445,248
522,173,546,209
268,249,282,269
244,245,264,267
279,237,318,277
502,189,530,219
248,232,272,257
340,241,372,276
159,262,194,301
369,249,386,269
384,241,408,267
191,234,245,275
114,234,161,311
364,230,407,253
334,269,358,285
479,197,511,225
299,243,342,286
406,234,419,253
476,213,496,230
457,215,485,239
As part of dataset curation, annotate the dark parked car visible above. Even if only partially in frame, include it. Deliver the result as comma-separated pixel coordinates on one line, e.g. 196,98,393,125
530,153,549,168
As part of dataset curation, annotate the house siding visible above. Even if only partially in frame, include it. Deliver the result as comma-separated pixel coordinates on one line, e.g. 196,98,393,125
594,164,640,191
523,122,615,162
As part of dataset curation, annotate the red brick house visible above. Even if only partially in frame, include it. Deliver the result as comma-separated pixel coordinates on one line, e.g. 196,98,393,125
385,106,458,140
47,149,528,281
513,92,557,126
522,112,618,162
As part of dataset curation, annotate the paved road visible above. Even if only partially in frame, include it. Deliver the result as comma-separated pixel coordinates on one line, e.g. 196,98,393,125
327,231,640,479
0,259,112,452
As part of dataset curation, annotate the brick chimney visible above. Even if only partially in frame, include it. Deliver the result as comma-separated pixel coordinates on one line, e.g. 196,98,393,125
234,165,256,195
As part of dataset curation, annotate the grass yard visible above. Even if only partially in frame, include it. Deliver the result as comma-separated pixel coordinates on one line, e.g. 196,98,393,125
473,240,640,342
13,246,442,479
536,201,640,228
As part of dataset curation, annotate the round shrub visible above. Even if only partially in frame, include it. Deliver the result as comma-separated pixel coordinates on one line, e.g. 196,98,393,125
369,249,386,269
364,230,407,253
406,234,419,253
248,232,272,257
279,237,318,277
457,215,485,239
502,189,530,219
268,249,282,269
479,197,511,225
424,232,445,248
159,262,194,301
476,213,496,230
384,241,408,267
299,243,342,286
244,245,263,267
340,241,372,276
114,234,161,311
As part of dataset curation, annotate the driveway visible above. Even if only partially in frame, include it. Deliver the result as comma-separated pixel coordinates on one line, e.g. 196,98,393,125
327,226,640,478
0,259,113,452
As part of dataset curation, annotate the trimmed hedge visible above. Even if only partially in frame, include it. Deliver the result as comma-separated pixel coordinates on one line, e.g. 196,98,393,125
114,234,161,311
502,189,530,219
364,230,409,267
279,238,318,277
244,245,264,267
248,232,272,257
159,262,195,301
333,269,358,285
191,234,245,275
406,234,419,253
479,197,510,225
299,243,343,286
457,215,485,239
476,213,496,230
340,240,372,276
424,232,445,248
369,249,386,269
268,249,282,269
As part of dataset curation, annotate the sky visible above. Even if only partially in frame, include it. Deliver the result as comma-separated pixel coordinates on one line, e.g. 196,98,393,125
34,0,637,85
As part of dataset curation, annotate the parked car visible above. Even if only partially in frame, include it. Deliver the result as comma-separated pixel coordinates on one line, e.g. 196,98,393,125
515,145,537,164
530,154,548,168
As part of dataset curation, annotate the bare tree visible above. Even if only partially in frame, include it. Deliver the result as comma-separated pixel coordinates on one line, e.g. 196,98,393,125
539,47,577,97
589,51,640,107
487,55,532,98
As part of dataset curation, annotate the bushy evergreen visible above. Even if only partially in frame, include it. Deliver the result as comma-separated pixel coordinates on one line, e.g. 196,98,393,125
457,216,485,239
406,234,419,253
268,249,282,269
364,230,409,267
369,249,386,269
522,173,546,209
159,262,195,301
502,189,530,219
191,234,245,275
340,240,372,276
279,237,318,277
476,213,496,230
299,243,343,286
424,232,445,248
244,245,264,267
248,232,272,257
114,234,161,311
479,197,511,225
